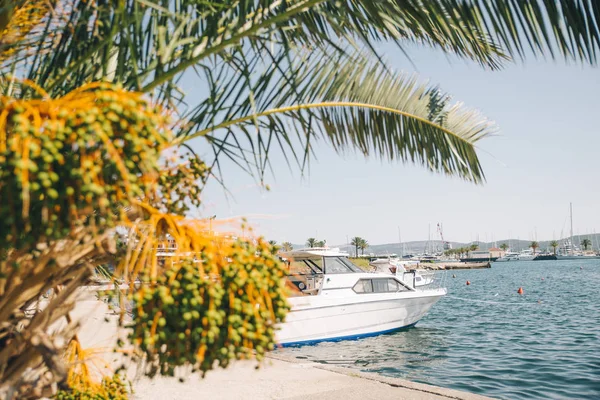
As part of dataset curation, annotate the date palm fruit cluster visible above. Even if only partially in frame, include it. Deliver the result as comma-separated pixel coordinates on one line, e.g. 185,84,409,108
129,238,290,377
54,374,128,400
156,153,209,215
0,83,169,252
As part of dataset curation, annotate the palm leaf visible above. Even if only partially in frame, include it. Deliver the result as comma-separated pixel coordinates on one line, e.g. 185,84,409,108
2,0,598,185
178,50,494,183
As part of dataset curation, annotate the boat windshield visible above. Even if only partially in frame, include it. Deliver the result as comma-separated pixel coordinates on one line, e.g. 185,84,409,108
324,257,363,274
288,259,323,275
287,256,363,275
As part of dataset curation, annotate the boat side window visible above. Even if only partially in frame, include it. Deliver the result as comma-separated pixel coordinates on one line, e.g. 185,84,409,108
354,278,407,294
324,257,354,274
352,279,373,293
385,278,408,292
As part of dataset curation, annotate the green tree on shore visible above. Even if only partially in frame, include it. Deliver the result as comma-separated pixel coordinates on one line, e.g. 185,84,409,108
550,240,559,255
445,248,460,259
2,0,599,398
282,242,294,252
359,239,369,256
351,237,363,257
530,241,540,254
581,239,592,251
306,238,318,248
500,243,509,252
467,244,479,256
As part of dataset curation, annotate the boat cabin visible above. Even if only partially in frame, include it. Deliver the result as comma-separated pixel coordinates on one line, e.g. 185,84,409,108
282,248,413,296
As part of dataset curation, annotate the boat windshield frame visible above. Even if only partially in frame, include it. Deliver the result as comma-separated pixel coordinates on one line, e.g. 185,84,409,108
339,257,364,273
305,259,323,274
287,256,363,275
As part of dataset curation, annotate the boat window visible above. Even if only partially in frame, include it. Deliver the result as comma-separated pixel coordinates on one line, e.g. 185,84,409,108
372,279,390,293
353,278,407,294
307,258,324,272
288,260,314,275
288,259,323,275
340,258,365,273
324,257,355,274
352,279,373,293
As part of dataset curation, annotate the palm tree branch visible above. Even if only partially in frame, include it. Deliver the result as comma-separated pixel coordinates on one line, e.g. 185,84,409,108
174,101,486,147
178,47,494,183
141,0,325,93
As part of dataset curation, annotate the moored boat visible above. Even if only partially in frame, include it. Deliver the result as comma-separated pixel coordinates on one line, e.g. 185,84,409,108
495,251,519,261
460,250,498,262
278,248,446,346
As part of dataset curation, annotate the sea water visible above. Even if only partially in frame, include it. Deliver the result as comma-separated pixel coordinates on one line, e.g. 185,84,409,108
279,260,600,399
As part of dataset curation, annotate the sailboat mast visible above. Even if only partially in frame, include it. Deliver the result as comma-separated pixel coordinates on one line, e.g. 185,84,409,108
428,224,431,254
570,202,574,255
398,226,402,257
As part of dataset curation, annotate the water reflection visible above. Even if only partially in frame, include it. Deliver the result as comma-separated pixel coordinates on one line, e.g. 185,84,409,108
281,325,449,372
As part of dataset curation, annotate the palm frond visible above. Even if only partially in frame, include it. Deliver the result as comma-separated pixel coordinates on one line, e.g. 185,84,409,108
179,50,495,183
2,0,597,185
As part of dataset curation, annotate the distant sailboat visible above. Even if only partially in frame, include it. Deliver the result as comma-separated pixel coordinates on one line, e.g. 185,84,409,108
557,203,600,260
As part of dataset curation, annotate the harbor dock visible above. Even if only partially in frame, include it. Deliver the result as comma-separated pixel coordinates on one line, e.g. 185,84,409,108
409,262,491,270
131,353,493,400
72,290,493,400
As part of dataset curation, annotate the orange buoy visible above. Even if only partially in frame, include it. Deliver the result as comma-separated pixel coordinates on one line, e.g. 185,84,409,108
466,280,471,285
517,287,524,295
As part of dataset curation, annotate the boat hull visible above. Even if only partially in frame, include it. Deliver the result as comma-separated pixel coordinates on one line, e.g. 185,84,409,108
276,290,445,346
556,255,600,260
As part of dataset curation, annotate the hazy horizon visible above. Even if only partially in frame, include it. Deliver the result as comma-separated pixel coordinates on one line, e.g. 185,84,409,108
285,232,600,248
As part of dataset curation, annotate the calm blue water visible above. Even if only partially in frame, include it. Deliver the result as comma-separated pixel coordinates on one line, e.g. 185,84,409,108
279,261,600,399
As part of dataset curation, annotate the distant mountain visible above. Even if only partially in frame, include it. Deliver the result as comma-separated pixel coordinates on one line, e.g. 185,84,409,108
284,233,600,256
355,233,600,256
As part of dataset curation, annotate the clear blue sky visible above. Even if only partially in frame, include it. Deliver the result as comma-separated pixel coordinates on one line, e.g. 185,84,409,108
192,43,600,246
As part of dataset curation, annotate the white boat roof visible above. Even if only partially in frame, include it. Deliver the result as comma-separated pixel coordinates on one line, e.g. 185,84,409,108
281,247,349,260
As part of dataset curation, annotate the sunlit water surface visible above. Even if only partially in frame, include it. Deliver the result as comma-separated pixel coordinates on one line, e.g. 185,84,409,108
278,261,600,399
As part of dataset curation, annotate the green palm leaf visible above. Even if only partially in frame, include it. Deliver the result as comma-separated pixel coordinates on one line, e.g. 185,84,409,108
3,0,599,184
179,50,494,183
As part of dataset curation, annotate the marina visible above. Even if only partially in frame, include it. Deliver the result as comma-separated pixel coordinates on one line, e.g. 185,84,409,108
2,2,600,399
281,259,600,400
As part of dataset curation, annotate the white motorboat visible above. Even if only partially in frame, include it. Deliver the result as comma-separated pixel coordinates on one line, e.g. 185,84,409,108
278,248,446,346
517,249,536,261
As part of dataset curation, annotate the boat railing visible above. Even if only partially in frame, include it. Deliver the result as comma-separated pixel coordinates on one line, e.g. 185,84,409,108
402,269,447,292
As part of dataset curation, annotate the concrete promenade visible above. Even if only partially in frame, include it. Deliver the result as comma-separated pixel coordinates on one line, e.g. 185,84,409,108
130,353,493,400
71,291,493,400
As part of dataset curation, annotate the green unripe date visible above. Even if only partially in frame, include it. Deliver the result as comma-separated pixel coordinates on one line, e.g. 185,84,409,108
128,238,289,378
